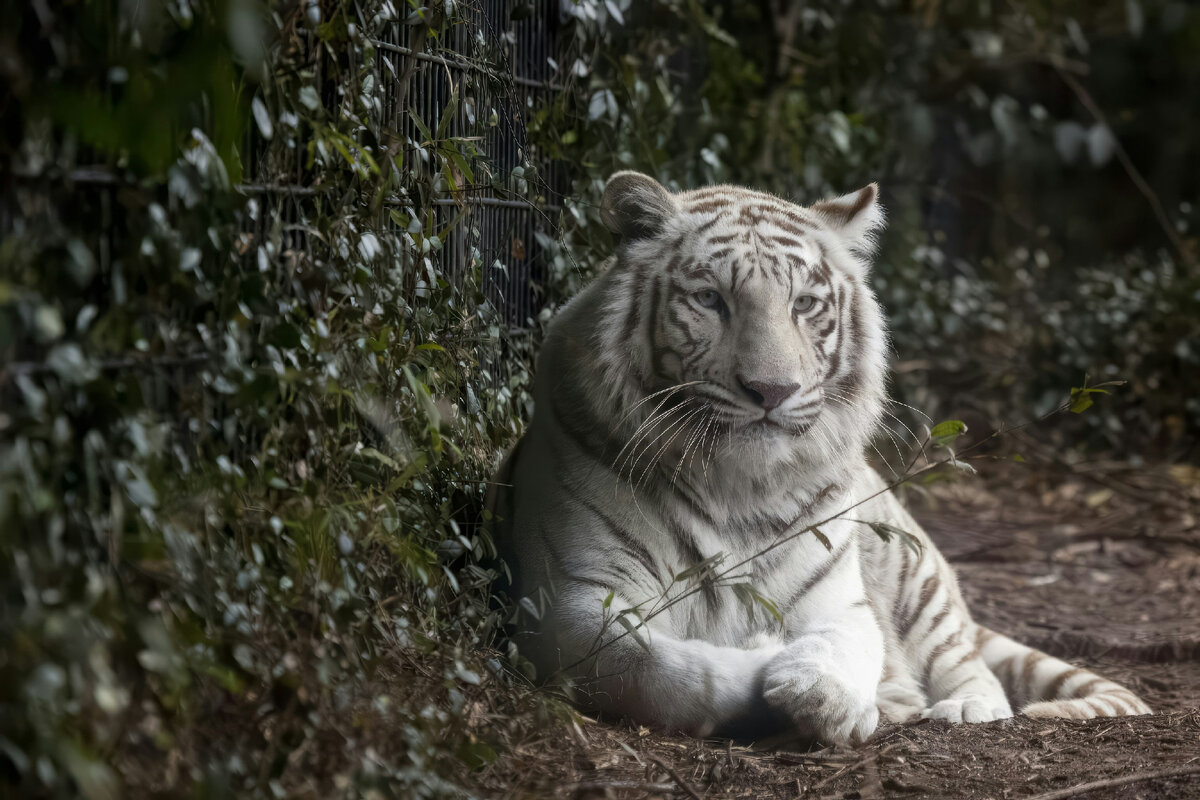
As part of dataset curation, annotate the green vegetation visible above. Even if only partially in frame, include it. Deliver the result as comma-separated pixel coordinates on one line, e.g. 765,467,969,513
1,0,1196,796
3,1,526,795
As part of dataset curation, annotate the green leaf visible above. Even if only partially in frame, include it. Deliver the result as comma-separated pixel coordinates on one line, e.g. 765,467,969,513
410,110,434,145
732,583,784,626
867,521,923,556
615,610,651,652
60,741,119,800
436,87,459,141
930,419,967,447
810,525,832,552
457,739,498,769
1069,386,1104,413
602,590,614,609
672,551,725,583
750,588,783,625
687,0,738,46
357,447,400,471
1068,377,1125,414
268,322,302,348
447,146,474,184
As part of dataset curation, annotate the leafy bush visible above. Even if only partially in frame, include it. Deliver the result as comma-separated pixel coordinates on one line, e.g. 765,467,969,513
2,0,539,795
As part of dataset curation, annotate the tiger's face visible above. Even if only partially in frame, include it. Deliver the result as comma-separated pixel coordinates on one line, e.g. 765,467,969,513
599,172,888,464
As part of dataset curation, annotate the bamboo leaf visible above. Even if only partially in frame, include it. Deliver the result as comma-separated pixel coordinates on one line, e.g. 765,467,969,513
867,521,923,556
810,526,832,552
436,87,459,141
615,610,650,652
672,551,725,583
930,419,967,447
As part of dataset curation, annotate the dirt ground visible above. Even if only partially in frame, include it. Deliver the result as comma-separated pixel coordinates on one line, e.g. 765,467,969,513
481,462,1200,799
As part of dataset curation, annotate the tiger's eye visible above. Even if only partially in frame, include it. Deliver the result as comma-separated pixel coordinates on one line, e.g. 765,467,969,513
695,289,722,309
794,295,819,313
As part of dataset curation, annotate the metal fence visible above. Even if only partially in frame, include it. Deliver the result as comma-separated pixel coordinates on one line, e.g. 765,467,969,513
2,0,570,461
236,0,568,330
386,0,566,328
12,2,568,326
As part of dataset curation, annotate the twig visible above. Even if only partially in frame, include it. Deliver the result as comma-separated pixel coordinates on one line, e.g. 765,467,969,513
646,753,704,800
3,353,213,377
810,743,900,791
1021,764,1200,800
995,0,1189,265
567,780,679,793
1048,64,1192,266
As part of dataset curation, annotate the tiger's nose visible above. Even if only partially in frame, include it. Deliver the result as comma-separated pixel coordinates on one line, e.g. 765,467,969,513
737,377,801,411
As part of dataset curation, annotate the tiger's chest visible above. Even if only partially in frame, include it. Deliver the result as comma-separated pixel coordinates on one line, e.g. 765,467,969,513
645,506,861,647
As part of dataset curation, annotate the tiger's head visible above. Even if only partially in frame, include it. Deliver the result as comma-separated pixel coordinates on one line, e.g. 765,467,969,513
593,171,888,475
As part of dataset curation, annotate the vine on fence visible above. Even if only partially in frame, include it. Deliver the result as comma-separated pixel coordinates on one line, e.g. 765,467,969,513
1,1,559,795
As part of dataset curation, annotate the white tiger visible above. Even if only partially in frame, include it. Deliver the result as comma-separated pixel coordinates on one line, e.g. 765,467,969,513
489,172,1151,743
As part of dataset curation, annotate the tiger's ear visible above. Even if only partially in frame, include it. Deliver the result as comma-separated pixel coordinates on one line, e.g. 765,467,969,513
811,183,885,254
601,171,678,240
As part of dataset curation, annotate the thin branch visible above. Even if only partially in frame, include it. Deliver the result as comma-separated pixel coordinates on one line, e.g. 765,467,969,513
567,780,682,794
1022,763,1200,800
810,742,900,791
646,754,704,800
2,353,213,378
1049,62,1192,266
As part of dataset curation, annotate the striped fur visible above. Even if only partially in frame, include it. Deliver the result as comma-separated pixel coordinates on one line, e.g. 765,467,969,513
491,172,1150,744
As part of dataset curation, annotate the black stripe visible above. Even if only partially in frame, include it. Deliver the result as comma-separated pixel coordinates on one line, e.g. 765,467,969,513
920,601,952,645
943,673,979,698
782,536,853,609
663,514,719,612
548,379,626,462
896,574,940,639
647,278,670,379
618,265,650,346
672,478,718,529
686,199,732,215
922,632,962,687
576,495,668,589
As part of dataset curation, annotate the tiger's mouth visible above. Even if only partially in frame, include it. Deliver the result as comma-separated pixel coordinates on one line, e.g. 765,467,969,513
745,415,816,437
699,403,819,440
679,387,818,428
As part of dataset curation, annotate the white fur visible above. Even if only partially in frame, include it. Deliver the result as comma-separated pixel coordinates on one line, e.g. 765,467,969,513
492,174,1149,744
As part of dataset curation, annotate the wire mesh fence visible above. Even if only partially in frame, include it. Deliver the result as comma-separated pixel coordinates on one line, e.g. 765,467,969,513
4,0,571,418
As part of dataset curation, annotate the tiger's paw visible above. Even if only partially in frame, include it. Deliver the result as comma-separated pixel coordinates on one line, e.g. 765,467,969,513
762,658,879,745
921,694,1012,724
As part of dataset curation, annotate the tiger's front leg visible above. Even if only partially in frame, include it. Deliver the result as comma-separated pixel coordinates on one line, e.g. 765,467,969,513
761,601,885,744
